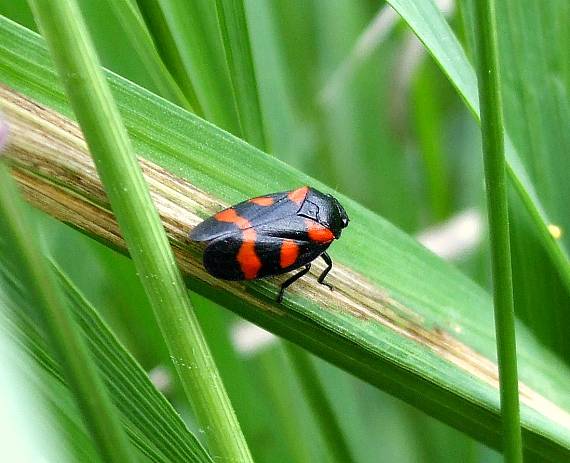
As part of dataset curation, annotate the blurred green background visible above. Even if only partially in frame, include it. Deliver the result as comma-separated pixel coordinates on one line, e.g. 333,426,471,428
2,0,568,461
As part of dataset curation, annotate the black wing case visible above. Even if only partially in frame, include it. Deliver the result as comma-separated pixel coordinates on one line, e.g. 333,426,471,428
189,191,296,242
202,217,331,281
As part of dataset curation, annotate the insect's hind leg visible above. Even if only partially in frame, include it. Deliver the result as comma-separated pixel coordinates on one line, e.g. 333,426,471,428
317,252,334,291
277,264,311,303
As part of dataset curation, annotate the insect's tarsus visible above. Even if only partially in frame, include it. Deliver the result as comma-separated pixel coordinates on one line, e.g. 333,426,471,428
278,253,335,302
317,252,334,291
278,264,311,303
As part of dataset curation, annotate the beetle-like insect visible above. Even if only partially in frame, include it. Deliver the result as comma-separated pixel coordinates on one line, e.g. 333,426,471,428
189,186,349,302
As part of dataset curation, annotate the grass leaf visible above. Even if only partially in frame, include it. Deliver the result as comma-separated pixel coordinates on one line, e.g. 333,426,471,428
1,16,569,460
473,0,523,458
0,161,136,462
215,0,266,148
0,252,214,463
102,0,195,112
458,0,570,366
23,1,252,460
386,0,570,295
137,0,239,135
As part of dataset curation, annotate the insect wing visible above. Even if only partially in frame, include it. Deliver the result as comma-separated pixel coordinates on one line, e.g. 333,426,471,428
202,217,329,281
190,191,297,242
202,233,248,280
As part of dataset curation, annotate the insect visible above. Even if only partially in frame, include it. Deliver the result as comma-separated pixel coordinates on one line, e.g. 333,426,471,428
189,186,349,302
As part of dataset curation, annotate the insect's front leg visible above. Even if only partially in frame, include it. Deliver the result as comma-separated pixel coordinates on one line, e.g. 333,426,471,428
277,264,311,303
317,252,334,291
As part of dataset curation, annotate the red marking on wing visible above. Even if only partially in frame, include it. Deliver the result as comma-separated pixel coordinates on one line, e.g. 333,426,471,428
249,197,274,206
237,228,262,279
280,239,299,268
215,208,251,229
288,186,309,204
305,219,334,244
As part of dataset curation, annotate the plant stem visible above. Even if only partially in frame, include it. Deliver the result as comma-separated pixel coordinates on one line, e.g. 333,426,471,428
474,1,523,462
285,344,356,463
26,1,253,461
0,162,136,463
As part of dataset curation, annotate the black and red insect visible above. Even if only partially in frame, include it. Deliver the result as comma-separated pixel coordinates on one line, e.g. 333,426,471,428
189,186,349,302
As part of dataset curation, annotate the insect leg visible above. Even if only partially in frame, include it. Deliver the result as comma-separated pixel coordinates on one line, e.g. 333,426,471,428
317,252,334,291
277,264,311,303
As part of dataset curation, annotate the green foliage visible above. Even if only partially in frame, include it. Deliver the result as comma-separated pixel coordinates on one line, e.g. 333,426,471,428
0,0,568,461
23,0,251,460
460,0,570,364
0,250,214,463
473,0,522,459
0,158,135,462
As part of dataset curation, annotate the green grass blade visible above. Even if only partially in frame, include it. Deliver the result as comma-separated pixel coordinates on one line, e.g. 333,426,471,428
411,61,451,222
285,344,356,463
318,4,399,105
474,0,523,460
243,0,302,160
1,16,570,460
0,165,135,462
385,0,570,293
137,0,239,135
214,0,265,148
55,268,212,463
459,0,570,364
0,310,75,461
0,254,214,462
24,2,252,461
102,0,194,112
